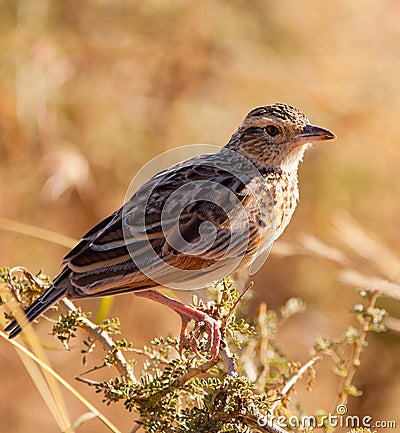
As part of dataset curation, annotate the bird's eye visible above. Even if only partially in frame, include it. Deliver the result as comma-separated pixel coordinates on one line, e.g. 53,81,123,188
265,125,280,136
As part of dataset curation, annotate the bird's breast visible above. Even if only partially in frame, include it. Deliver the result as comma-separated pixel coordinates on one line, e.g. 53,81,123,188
264,170,299,240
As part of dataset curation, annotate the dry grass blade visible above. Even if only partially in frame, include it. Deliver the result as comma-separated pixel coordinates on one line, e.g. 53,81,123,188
333,212,400,281
0,330,122,433
0,282,72,430
300,234,350,265
270,240,301,257
384,316,400,333
340,269,400,300
69,412,98,430
0,217,77,248
16,347,72,432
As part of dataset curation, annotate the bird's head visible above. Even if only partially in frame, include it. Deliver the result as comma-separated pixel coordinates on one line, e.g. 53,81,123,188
227,103,336,172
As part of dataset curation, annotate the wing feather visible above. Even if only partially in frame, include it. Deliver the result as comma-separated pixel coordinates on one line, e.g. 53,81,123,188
62,153,273,298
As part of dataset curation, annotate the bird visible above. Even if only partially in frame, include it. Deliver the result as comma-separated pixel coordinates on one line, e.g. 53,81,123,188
5,103,335,359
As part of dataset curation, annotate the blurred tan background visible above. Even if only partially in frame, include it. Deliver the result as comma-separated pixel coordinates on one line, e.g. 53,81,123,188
1,1,399,432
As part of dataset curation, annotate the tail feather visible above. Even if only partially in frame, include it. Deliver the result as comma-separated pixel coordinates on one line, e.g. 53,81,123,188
5,268,71,339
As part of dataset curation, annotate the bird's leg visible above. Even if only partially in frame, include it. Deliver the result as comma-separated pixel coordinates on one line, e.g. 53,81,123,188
134,289,221,360
178,314,191,355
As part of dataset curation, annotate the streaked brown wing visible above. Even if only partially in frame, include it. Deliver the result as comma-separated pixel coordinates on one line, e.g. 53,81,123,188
64,155,271,298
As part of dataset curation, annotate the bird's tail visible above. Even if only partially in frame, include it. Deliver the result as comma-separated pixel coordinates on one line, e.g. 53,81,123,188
4,268,71,339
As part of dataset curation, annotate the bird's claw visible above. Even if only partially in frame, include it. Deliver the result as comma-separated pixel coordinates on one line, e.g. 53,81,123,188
178,312,221,361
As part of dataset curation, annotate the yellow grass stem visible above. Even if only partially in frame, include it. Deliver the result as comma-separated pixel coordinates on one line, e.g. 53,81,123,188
0,218,77,249
0,330,122,433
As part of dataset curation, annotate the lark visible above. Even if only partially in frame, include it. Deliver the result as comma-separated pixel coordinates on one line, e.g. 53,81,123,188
6,103,335,358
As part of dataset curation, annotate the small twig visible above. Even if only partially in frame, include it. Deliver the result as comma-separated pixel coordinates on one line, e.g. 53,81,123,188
219,338,237,376
8,266,50,303
75,376,101,386
60,299,136,383
131,348,170,365
78,362,110,377
222,281,254,330
178,358,218,385
333,290,380,412
11,266,48,288
270,356,322,412
255,302,269,389
130,417,144,433
231,281,254,315
177,333,237,385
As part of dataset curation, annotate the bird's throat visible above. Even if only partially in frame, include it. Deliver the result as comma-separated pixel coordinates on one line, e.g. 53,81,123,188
280,143,310,173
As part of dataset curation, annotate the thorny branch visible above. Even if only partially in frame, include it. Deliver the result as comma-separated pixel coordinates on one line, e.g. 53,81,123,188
270,355,322,412
61,299,136,382
3,265,387,433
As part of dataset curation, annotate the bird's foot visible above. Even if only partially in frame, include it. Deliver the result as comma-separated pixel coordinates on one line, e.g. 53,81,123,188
178,310,221,360
135,290,222,360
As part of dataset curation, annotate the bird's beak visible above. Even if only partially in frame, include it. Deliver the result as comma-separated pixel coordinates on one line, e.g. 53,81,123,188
294,124,336,143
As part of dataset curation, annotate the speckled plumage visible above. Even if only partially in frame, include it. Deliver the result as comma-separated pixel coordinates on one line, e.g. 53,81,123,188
6,103,335,352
